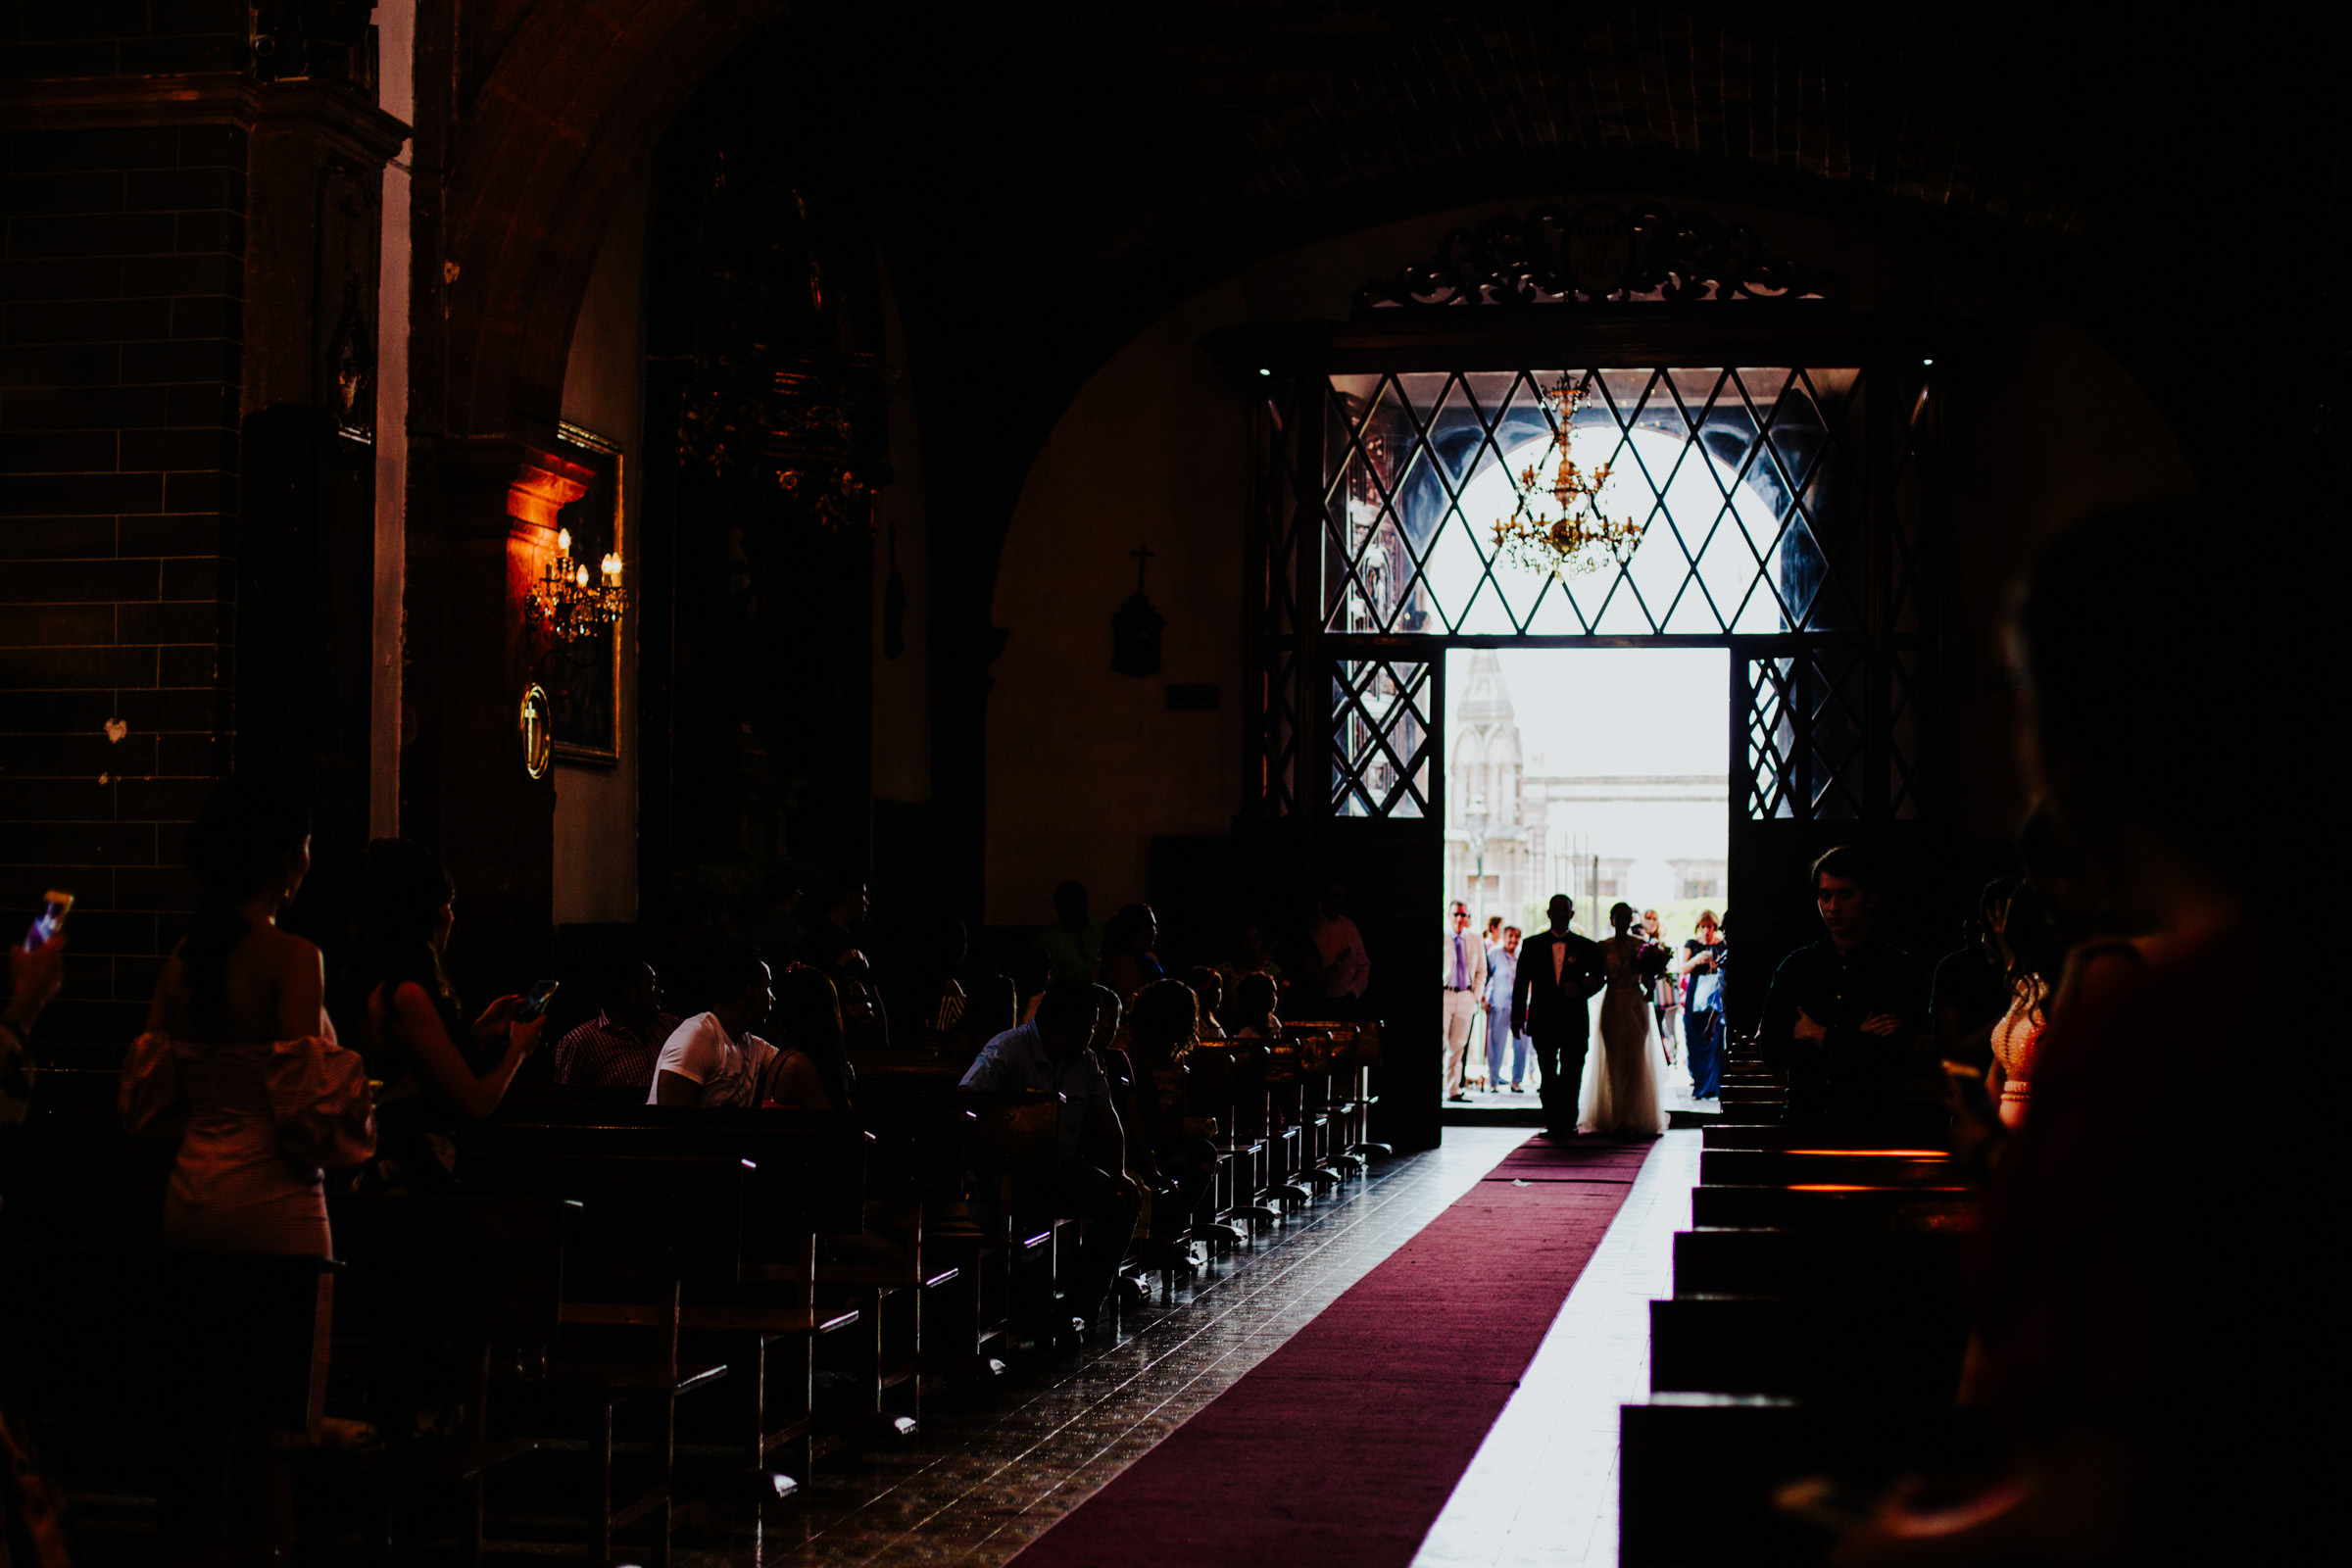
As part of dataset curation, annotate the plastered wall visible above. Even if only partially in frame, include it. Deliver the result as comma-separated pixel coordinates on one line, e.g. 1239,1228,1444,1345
553,167,650,925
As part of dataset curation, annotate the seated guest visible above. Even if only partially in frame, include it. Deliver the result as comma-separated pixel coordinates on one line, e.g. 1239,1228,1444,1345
949,971,1017,1063
1183,965,1228,1039
1098,903,1166,1004
1757,846,1927,1127
1214,921,1283,1003
764,964,854,1110
343,839,544,1190
650,948,778,1108
1932,877,2016,1056
2017,804,2147,1011
960,979,1142,1333
1037,878,1103,986
1227,971,1282,1039
800,874,890,1050
903,912,973,1053
737,869,806,968
550,959,680,1090
1125,980,1215,1243
121,778,376,1253
1834,501,2320,1563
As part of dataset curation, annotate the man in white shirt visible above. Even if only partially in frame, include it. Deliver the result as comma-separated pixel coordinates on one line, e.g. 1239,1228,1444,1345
1440,901,1487,1101
650,950,778,1108
961,980,1141,1332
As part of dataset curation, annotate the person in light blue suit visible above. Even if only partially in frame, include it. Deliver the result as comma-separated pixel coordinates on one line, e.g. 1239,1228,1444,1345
1484,925,1529,1091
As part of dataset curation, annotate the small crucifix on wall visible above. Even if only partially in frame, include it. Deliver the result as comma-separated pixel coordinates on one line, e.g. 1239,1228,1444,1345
1110,542,1164,677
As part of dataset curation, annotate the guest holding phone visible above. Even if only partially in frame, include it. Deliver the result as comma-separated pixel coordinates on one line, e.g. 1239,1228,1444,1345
3,906,71,1128
340,838,544,1191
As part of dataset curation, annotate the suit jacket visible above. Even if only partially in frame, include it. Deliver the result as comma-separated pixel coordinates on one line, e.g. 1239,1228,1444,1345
1511,929,1605,1039
1439,927,1487,995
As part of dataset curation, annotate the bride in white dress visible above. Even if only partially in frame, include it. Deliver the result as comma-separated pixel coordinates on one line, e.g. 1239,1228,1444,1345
1580,902,1665,1138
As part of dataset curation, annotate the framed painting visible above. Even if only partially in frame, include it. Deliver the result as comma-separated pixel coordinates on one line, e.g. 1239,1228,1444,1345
550,422,623,765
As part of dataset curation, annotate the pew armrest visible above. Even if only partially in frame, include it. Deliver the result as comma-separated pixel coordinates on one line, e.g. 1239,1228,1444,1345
677,1303,860,1336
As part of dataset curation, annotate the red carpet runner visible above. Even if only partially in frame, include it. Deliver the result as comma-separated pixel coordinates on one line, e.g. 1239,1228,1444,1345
1011,1135,1654,1567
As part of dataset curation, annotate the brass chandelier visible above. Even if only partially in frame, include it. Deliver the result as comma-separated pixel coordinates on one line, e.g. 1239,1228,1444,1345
527,526,626,650
1489,374,1643,577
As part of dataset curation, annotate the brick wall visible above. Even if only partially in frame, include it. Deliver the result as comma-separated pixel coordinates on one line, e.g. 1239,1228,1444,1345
1,4,253,1057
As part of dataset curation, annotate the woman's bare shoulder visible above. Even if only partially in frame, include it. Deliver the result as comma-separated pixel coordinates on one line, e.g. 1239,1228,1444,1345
250,922,322,964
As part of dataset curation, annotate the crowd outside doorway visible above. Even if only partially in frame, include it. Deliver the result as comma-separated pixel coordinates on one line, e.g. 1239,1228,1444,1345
1443,898,1728,1113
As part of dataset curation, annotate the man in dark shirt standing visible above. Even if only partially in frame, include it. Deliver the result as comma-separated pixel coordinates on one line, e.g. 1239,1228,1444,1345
1759,847,1927,1127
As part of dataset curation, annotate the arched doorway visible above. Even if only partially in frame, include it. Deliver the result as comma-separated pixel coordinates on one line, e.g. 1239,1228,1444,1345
1217,231,1951,1148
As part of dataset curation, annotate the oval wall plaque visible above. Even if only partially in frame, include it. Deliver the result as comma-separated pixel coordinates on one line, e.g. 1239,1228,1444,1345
519,683,554,780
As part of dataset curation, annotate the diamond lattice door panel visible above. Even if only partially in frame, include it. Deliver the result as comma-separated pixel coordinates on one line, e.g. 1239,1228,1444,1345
1740,645,1922,825
1329,659,1433,819
1322,367,1878,638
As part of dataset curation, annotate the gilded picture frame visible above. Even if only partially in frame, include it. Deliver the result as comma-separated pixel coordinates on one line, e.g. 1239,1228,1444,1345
550,421,624,765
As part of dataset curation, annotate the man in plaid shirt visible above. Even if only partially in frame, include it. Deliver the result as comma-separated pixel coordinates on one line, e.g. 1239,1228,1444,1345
552,960,682,1091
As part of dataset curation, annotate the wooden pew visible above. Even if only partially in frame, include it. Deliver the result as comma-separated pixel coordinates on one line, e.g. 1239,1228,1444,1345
1258,1042,1314,1209
327,1192,572,1564
825,1080,1064,1363
1673,1228,1964,1301
1690,1184,1977,1232
1698,1149,1959,1189
1620,1074,1984,1566
1288,1018,1387,1163
458,1152,747,1564
462,1110,899,1463
1700,1125,1953,1152
1185,1043,1275,1232
1648,1296,1970,1401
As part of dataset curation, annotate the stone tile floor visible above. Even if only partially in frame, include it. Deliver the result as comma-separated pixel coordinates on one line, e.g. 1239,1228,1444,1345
670,1126,1537,1567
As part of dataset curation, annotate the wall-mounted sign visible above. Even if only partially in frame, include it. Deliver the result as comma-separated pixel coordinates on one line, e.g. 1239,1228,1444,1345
1111,542,1163,677
519,683,554,780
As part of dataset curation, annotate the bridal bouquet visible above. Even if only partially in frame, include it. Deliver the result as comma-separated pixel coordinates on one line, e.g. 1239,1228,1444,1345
1634,940,1673,983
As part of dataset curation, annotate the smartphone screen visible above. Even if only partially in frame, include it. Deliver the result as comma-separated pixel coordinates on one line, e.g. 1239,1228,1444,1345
516,979,562,1021
24,891,72,952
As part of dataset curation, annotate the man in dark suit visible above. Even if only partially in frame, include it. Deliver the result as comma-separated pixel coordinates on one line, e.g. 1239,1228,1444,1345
1511,894,1608,1138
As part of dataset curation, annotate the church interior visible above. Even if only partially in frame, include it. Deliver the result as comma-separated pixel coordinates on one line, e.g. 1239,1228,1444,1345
0,5,2329,1565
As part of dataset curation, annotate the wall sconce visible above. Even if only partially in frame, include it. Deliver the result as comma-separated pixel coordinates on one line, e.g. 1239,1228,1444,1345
526,526,627,649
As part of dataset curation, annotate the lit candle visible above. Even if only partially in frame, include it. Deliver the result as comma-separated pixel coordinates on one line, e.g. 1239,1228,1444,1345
557,527,571,556
575,564,590,589
601,553,622,586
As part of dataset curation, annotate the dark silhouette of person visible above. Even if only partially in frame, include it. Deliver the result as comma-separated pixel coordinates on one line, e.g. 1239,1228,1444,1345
1510,894,1606,1139
1757,846,1927,1128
